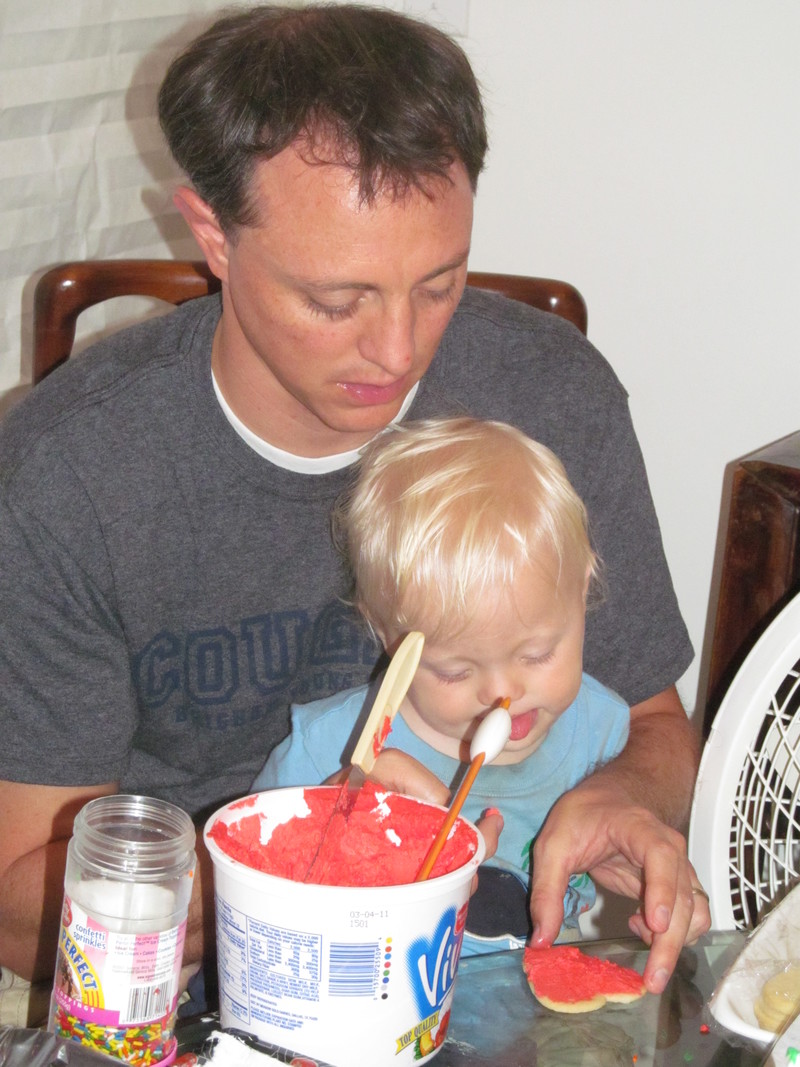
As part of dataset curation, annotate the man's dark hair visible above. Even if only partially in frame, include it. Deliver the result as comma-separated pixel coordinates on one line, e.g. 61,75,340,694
158,3,487,232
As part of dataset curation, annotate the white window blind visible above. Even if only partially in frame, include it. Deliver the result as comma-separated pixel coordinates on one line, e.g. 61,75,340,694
0,1,258,395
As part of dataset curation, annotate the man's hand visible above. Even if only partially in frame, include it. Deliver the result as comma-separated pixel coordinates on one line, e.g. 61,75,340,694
528,685,710,994
529,786,710,993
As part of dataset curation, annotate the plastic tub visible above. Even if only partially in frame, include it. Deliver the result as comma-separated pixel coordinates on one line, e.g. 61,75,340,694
204,786,484,1066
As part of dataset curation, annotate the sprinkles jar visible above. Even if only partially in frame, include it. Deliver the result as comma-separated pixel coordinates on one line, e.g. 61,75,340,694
50,795,196,1064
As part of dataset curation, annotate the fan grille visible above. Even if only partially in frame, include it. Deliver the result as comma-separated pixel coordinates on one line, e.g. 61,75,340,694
729,659,800,927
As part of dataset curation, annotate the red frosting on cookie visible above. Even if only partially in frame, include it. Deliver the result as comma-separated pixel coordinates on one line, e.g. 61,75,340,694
523,945,645,1012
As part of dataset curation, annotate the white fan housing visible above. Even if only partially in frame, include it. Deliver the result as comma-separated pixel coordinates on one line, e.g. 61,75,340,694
689,590,800,930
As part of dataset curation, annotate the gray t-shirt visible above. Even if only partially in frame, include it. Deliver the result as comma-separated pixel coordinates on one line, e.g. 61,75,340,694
0,288,692,817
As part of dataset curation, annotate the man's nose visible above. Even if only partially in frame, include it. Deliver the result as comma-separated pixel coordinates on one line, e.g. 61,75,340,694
359,302,415,374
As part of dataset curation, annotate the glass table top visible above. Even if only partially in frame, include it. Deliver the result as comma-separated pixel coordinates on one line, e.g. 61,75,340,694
433,932,758,1066
173,931,767,1066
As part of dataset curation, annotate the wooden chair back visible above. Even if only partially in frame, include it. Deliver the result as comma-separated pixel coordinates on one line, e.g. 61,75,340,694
32,260,587,384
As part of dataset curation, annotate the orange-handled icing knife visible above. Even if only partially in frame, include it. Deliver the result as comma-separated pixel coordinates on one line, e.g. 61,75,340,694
415,698,512,881
304,630,425,881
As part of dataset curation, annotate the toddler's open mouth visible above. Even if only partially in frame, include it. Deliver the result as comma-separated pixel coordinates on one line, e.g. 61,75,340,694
509,708,538,741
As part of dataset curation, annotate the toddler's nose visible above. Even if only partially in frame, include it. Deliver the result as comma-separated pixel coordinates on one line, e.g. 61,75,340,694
478,678,525,708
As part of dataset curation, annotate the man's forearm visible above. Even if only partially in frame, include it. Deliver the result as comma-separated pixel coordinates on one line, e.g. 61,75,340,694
1,831,217,986
0,840,69,983
575,686,700,831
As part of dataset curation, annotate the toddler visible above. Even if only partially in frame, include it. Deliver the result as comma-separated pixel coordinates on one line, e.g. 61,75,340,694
252,417,629,954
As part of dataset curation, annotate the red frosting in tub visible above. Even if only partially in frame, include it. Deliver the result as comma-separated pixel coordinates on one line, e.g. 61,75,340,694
209,783,478,886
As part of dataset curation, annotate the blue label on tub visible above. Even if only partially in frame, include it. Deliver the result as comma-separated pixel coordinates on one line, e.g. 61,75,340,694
406,904,466,1016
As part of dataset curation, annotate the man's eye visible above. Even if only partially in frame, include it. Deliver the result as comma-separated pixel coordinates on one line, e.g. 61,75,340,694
420,282,456,305
305,298,358,321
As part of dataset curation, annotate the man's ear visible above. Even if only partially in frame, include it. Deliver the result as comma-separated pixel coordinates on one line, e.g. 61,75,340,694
173,186,230,283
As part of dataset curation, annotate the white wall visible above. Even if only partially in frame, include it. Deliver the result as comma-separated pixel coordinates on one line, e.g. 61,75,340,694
3,1,799,718
461,1,800,715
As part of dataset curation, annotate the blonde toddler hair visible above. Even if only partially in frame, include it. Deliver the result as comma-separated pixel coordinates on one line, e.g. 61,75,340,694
340,417,598,642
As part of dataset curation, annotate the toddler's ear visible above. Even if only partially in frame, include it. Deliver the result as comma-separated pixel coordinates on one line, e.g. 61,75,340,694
378,629,402,654
357,606,390,652
583,562,593,599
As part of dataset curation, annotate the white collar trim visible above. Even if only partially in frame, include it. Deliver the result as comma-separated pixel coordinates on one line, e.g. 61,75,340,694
211,372,419,474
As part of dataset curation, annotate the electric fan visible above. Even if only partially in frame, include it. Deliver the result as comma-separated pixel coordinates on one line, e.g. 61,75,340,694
689,589,800,930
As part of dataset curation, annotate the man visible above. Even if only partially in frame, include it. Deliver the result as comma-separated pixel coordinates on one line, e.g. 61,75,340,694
0,3,707,1014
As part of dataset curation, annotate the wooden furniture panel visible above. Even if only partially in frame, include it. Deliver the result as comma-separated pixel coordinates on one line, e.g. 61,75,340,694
705,431,800,731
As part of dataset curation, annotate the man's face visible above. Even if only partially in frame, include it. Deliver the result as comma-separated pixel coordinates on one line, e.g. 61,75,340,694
211,148,474,456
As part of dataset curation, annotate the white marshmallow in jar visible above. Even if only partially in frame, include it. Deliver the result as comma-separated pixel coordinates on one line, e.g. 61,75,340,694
49,794,196,1065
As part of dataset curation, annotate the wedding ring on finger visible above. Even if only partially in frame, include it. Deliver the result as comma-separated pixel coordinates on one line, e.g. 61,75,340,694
691,886,710,902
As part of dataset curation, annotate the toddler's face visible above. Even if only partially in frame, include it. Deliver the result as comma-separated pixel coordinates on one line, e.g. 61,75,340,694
394,561,588,765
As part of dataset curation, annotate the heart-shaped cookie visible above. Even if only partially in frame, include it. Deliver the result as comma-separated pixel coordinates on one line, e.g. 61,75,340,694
523,945,646,1013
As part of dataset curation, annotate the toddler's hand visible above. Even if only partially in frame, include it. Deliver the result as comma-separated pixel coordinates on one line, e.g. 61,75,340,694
369,747,450,806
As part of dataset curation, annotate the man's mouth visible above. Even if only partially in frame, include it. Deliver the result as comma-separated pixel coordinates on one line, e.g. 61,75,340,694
338,377,408,405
